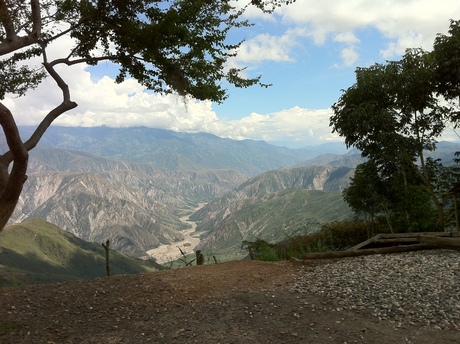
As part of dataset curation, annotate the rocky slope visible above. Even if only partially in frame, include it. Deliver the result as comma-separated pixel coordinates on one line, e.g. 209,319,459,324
192,165,354,256
10,148,248,256
4,127,360,258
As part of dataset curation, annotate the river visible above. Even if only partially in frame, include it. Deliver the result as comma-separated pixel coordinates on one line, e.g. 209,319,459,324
146,204,204,264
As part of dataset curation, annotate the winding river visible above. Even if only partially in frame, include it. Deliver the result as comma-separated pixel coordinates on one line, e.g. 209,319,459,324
146,205,203,263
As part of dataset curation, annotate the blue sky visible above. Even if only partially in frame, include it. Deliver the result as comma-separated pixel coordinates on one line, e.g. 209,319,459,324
6,0,460,147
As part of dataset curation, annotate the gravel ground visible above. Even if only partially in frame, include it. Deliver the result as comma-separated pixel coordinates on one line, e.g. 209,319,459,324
292,249,460,330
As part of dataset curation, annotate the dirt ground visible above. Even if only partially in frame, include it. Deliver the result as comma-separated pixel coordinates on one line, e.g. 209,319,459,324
0,260,458,343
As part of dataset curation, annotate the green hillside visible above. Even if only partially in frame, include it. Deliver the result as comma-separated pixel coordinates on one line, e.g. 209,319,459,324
0,219,161,287
197,189,353,259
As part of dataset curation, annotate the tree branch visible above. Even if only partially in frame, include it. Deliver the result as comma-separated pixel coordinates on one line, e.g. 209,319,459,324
1,48,78,162
23,53,78,151
31,0,41,39
0,102,29,230
0,0,42,55
50,55,117,67
0,0,15,39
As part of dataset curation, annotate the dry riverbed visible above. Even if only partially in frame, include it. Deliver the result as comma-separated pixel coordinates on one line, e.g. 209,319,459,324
146,207,202,264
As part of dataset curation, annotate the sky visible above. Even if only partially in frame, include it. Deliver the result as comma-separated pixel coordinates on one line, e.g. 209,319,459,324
5,0,460,148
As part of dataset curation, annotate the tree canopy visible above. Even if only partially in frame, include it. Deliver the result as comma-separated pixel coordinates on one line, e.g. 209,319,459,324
331,19,460,230
0,0,294,231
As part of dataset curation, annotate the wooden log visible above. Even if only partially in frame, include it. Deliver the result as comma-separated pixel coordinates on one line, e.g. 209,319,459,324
347,234,382,251
378,232,459,239
348,232,460,251
375,238,421,244
301,244,434,260
418,235,460,250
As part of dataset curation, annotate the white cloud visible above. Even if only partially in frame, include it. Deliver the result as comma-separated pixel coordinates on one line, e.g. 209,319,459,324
334,32,360,45
341,46,359,67
7,63,338,145
234,28,308,63
4,0,460,148
249,0,460,62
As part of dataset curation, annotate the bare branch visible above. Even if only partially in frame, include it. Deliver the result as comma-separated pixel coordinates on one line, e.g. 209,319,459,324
50,55,117,67
23,57,77,151
1,47,78,161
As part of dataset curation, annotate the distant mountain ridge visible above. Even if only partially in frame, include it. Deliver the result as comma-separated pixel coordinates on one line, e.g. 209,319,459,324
20,126,330,176
2,126,361,258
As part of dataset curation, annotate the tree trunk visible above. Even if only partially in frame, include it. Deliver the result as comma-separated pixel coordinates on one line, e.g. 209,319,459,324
0,104,29,231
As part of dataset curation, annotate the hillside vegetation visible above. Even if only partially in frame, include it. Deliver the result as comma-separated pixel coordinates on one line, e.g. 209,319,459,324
0,219,160,287
193,165,355,259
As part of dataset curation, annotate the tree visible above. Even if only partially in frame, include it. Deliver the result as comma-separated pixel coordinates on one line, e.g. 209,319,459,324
343,161,385,223
0,0,293,232
433,19,460,105
343,160,436,233
330,46,450,229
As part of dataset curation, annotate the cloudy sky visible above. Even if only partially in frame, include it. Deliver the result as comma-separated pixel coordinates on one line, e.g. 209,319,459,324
6,0,460,147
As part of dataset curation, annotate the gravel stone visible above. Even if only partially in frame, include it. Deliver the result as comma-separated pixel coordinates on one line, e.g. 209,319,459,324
291,249,460,330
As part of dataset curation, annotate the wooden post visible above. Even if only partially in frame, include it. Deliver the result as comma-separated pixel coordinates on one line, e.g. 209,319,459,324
196,250,204,265
454,194,459,232
102,239,111,277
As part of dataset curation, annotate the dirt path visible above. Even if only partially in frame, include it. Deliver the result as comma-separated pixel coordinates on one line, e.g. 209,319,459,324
146,205,204,263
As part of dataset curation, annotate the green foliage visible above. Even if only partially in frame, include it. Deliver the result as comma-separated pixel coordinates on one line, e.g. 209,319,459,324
330,48,446,163
243,220,374,261
433,19,460,102
0,0,293,102
0,48,46,98
242,239,281,261
330,22,460,228
343,161,386,218
320,220,375,251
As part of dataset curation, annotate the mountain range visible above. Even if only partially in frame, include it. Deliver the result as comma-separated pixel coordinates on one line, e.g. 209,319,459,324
5,126,457,262
19,126,341,175
192,165,355,258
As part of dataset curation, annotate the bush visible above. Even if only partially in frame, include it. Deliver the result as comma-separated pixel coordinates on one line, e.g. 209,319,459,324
246,220,390,261
321,220,374,250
